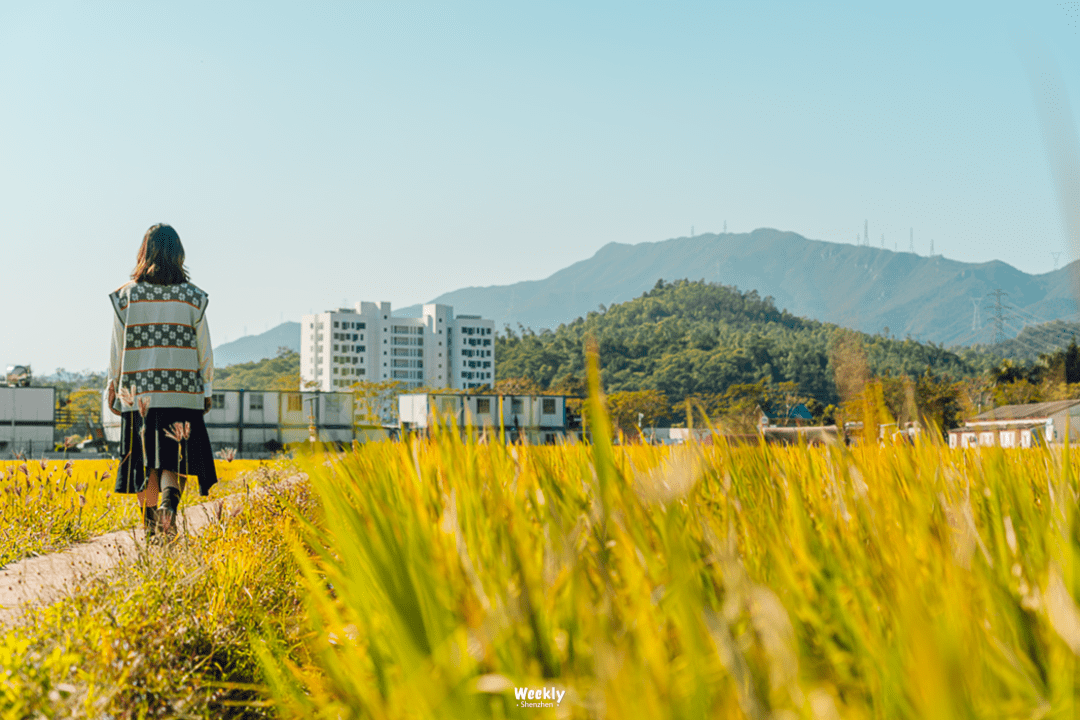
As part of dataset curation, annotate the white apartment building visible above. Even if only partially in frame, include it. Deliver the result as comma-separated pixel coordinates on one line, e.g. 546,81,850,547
300,302,495,392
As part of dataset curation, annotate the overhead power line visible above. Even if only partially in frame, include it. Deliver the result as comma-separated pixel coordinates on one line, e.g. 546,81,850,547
1001,320,1061,356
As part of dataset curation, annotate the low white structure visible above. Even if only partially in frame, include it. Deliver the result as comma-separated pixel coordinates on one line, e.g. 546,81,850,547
103,389,367,457
301,302,494,393
0,387,55,455
399,393,574,443
946,400,1080,448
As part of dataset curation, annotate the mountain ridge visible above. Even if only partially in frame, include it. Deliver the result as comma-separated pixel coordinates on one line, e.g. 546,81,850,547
396,229,1078,347
213,322,300,367
218,229,1080,365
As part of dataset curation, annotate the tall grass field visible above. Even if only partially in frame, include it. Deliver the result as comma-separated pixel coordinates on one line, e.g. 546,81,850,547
256,430,1080,719
4,387,1080,717
0,458,285,567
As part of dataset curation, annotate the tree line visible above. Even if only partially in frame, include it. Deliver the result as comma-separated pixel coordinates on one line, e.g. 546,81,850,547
492,279,990,433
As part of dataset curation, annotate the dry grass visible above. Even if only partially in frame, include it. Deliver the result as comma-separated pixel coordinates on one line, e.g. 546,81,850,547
0,467,311,718
0,458,284,567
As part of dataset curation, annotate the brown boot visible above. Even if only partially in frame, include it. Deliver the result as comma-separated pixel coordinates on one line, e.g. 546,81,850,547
142,506,160,541
159,486,181,540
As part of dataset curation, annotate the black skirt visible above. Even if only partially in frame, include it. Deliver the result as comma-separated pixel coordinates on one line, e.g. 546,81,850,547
115,408,219,496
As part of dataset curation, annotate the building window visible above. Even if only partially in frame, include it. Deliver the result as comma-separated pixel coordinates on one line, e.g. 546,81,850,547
476,398,491,414
250,394,264,411
211,393,225,410
542,398,556,415
287,395,302,412
334,321,339,328
511,399,523,414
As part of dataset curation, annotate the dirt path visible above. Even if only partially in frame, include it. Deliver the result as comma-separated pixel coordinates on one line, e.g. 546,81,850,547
0,473,305,626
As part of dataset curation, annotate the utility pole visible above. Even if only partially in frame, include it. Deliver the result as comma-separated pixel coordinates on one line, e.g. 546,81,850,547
986,289,1011,344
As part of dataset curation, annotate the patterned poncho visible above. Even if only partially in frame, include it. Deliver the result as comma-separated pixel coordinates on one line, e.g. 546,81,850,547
108,281,213,412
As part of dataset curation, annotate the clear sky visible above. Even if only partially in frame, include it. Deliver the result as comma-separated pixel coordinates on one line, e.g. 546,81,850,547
1,1,1078,374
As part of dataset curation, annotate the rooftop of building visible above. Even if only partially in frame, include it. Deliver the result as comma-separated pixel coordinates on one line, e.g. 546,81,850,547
968,399,1080,422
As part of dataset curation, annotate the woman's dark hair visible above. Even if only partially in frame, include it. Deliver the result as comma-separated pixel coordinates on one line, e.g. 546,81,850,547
132,224,189,285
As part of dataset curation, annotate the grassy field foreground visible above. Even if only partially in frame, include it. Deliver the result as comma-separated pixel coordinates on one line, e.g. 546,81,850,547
0,458,290,567
5,418,1080,716
260,431,1080,719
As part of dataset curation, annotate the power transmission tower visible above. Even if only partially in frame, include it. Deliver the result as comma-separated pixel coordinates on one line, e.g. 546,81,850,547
723,220,727,233
930,238,935,256
986,289,1011,344
1052,251,1062,269
970,298,980,332
909,228,914,253
864,220,868,246
880,233,884,248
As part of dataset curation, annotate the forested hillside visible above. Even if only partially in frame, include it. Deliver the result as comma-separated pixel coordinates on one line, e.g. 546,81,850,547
496,279,976,407
213,350,300,390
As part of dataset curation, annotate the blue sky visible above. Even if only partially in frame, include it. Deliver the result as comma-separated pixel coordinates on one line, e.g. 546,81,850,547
1,1,1078,373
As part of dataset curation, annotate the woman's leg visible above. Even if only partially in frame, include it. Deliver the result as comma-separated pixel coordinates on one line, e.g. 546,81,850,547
159,470,182,534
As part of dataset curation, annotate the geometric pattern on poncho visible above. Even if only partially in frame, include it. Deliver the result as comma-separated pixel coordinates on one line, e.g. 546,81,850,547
128,282,207,307
125,323,198,350
111,281,208,322
121,368,202,395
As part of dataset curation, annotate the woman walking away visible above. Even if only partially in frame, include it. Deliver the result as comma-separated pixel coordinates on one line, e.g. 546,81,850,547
106,224,218,540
